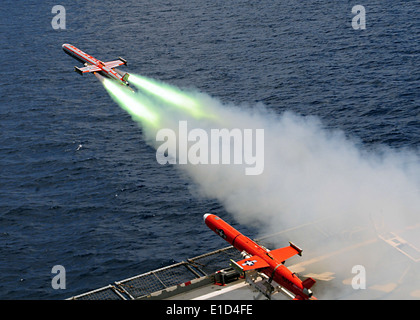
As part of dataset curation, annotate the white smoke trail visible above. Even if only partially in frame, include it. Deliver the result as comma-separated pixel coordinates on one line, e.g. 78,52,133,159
138,89,419,233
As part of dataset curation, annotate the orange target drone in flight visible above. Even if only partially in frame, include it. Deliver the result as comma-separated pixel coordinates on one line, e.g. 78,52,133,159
62,43,130,87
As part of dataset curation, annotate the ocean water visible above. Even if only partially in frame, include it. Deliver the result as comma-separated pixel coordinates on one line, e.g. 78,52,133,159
0,1,418,299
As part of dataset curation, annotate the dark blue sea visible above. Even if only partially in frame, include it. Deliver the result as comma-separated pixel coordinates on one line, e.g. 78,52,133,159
0,1,418,299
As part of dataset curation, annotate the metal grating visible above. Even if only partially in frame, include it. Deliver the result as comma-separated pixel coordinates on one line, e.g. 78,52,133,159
70,285,127,300
116,262,203,299
69,233,303,300
69,246,240,300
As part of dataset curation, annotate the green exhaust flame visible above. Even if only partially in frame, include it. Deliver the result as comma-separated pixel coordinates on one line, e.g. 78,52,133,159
129,74,206,118
102,78,159,127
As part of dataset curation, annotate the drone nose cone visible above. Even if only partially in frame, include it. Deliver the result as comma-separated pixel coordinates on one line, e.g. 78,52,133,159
203,213,211,222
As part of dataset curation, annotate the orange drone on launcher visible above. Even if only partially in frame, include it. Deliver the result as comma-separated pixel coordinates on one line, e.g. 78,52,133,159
62,43,130,86
204,213,316,300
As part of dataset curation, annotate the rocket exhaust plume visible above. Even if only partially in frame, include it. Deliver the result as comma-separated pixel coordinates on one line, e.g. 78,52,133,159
129,74,211,119
100,75,420,299
102,77,160,128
